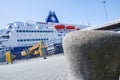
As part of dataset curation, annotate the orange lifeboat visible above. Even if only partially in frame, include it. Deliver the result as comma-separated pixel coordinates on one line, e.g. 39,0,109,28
66,25,75,30
54,25,65,30
76,28,80,30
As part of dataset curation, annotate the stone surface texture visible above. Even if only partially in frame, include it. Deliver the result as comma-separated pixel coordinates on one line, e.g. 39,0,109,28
0,54,67,80
63,30,120,80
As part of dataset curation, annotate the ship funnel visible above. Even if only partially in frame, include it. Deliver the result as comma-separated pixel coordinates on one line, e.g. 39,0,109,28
46,11,59,23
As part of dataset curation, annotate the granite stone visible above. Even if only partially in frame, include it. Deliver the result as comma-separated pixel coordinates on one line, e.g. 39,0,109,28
63,30,120,80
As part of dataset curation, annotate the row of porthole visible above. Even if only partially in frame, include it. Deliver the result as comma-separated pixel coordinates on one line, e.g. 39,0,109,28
16,30,54,33
18,43,33,46
17,33,49,37
17,38,48,42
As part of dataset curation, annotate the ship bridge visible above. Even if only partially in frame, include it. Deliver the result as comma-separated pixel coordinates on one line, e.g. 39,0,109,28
83,19,120,31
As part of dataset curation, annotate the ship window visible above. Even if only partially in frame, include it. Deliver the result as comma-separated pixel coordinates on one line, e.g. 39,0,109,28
20,39,23,42
17,40,19,42
37,30,39,32
24,39,26,41
58,34,62,36
32,39,34,41
2,35,10,39
27,39,29,41
6,31,10,34
19,30,22,32
50,31,53,33
26,30,28,32
23,30,25,32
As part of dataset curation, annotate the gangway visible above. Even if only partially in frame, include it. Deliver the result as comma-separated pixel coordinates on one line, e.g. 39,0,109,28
83,19,120,31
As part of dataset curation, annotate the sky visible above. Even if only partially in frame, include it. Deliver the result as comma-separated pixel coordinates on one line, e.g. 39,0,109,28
0,0,120,29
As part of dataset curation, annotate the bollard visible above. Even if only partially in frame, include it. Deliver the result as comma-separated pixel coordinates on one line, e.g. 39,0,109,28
6,51,11,64
63,30,120,80
39,41,43,57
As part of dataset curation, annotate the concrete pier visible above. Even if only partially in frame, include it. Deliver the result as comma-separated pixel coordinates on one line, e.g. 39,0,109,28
63,30,120,80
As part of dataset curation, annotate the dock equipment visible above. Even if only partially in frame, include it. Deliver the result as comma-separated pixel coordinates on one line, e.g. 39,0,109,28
6,51,12,64
21,41,43,57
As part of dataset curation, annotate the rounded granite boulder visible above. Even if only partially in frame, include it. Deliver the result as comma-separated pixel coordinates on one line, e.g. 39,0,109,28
63,30,120,80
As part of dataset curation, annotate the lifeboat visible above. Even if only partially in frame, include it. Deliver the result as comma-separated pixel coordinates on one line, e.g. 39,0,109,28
76,28,80,30
54,25,65,30
66,25,75,30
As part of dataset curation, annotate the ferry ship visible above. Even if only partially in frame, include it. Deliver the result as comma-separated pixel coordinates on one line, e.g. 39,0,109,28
0,11,87,59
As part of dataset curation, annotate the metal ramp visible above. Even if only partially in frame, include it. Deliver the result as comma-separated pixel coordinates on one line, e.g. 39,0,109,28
83,19,120,31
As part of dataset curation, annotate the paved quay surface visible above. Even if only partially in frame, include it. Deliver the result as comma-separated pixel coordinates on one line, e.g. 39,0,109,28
0,54,68,80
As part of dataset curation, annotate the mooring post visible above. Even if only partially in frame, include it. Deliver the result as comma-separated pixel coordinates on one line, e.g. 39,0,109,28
63,30,120,80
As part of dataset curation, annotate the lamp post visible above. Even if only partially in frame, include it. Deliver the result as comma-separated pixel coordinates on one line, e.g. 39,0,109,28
103,1,108,21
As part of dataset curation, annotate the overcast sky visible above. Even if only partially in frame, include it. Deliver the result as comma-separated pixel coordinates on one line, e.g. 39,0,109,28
0,0,120,29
